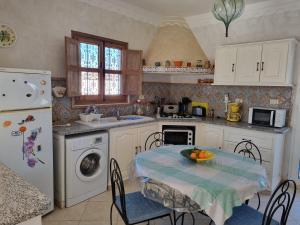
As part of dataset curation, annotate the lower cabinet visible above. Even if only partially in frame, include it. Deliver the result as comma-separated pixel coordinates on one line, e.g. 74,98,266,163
223,127,285,191
109,121,286,190
196,124,224,149
110,127,138,179
109,122,158,179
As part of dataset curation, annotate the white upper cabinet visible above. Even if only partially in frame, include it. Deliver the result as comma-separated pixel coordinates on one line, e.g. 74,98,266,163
214,46,237,84
213,39,297,86
235,44,262,84
260,41,292,84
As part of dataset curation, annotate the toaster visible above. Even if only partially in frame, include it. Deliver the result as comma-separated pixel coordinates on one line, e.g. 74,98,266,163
163,105,179,114
192,106,206,117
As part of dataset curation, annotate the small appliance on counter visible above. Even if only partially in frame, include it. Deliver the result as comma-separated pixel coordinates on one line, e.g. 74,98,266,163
162,125,195,145
163,105,179,115
160,104,193,119
191,101,209,117
178,97,191,116
226,103,242,122
248,107,287,128
192,106,206,117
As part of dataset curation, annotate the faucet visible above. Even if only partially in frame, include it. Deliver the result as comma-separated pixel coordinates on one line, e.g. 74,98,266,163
85,105,100,114
113,107,121,120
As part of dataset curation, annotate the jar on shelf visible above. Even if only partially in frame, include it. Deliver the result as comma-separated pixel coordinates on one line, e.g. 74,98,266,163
196,60,203,68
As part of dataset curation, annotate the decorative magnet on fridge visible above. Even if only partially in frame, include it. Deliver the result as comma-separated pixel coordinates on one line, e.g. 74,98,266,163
2,120,12,128
11,125,45,168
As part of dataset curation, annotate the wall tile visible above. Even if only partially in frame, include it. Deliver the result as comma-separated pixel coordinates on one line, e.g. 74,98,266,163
52,80,293,124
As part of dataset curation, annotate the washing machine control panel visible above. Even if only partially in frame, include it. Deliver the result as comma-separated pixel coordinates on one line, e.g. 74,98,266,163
94,137,102,144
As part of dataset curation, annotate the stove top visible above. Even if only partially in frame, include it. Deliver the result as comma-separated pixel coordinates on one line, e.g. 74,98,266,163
160,113,195,119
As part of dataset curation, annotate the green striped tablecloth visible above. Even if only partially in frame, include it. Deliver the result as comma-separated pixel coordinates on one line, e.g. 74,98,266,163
134,145,269,225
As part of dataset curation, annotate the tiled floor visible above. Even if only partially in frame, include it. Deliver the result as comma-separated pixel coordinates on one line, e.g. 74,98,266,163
43,180,300,225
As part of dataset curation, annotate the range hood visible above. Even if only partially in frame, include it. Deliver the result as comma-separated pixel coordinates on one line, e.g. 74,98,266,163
145,17,207,67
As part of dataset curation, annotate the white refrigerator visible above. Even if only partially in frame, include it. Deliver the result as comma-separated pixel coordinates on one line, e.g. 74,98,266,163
0,67,54,213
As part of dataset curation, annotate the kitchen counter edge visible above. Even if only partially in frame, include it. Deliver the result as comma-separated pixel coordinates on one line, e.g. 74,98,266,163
53,117,289,136
0,163,50,225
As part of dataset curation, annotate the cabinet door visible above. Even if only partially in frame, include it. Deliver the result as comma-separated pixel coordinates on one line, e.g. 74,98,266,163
138,123,159,151
260,42,289,84
235,44,262,84
214,46,237,84
196,125,224,149
109,127,138,179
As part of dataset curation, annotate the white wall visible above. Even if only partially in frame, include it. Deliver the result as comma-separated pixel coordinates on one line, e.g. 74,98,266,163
186,0,300,184
0,0,157,77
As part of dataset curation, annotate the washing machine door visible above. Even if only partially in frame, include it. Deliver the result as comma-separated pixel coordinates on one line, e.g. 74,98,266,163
75,148,105,182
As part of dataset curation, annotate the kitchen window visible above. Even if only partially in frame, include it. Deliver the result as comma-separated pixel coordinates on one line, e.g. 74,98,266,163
65,31,142,107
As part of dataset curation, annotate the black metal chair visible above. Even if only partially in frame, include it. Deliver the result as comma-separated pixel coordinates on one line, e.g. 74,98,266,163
234,139,263,210
144,132,165,151
234,139,263,164
109,158,173,225
224,179,297,225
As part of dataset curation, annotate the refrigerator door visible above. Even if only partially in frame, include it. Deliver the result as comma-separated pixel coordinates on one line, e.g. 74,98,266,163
0,71,51,111
0,108,54,213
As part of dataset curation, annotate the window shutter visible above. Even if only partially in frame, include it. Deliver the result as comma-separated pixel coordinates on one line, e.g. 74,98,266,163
65,37,81,97
122,50,143,96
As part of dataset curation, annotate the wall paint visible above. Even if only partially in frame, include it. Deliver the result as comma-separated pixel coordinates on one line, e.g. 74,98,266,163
0,0,157,77
186,0,300,60
186,0,300,183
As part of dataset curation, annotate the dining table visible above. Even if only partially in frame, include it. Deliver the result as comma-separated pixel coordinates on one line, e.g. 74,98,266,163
132,145,269,225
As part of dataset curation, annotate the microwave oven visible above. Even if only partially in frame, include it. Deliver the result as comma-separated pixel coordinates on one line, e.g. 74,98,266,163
248,107,286,128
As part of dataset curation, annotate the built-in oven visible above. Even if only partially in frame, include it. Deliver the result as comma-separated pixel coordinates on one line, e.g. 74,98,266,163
162,125,195,145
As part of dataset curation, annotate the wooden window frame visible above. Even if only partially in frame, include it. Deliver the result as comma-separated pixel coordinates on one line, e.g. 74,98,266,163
71,31,128,107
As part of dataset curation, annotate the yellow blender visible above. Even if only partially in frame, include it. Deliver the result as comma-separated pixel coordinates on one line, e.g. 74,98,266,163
226,103,242,122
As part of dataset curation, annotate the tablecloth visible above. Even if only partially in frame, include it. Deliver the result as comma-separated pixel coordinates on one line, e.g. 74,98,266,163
133,145,268,225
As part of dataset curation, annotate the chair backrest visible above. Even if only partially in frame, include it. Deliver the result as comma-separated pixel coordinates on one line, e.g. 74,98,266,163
262,180,297,225
234,139,262,164
144,132,165,151
110,158,128,223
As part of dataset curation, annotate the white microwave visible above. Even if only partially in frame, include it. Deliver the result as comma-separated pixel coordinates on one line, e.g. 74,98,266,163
248,107,287,128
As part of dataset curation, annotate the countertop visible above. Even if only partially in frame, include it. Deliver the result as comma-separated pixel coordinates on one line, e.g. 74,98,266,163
53,116,289,136
0,163,50,225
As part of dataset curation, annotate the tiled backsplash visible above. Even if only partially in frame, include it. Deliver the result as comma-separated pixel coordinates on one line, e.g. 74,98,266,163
52,79,293,123
52,79,139,124
144,83,293,122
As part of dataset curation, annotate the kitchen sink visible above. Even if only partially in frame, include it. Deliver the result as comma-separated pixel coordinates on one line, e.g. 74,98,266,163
76,115,154,128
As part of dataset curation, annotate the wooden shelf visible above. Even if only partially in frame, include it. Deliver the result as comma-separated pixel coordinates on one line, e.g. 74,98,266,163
143,66,213,74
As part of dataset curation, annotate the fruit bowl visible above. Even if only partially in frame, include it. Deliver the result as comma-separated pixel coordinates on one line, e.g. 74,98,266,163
180,148,215,163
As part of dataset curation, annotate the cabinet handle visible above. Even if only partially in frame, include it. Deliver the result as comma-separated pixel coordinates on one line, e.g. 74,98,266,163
232,64,235,72
139,146,142,152
256,62,260,71
135,146,138,155
242,138,251,142
261,62,264,71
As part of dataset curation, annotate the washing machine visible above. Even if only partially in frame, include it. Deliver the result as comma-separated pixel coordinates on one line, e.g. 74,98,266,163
65,132,108,207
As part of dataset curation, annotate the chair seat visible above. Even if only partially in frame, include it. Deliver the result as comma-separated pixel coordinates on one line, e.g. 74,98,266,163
115,192,171,224
225,204,279,225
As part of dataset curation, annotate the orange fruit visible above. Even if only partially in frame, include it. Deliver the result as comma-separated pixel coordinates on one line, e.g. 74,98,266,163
198,152,207,159
190,152,197,159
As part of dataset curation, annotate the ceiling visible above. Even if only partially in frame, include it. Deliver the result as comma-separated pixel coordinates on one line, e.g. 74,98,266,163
121,0,266,17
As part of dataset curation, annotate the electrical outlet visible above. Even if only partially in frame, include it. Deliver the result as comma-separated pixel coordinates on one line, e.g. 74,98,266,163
270,99,279,105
